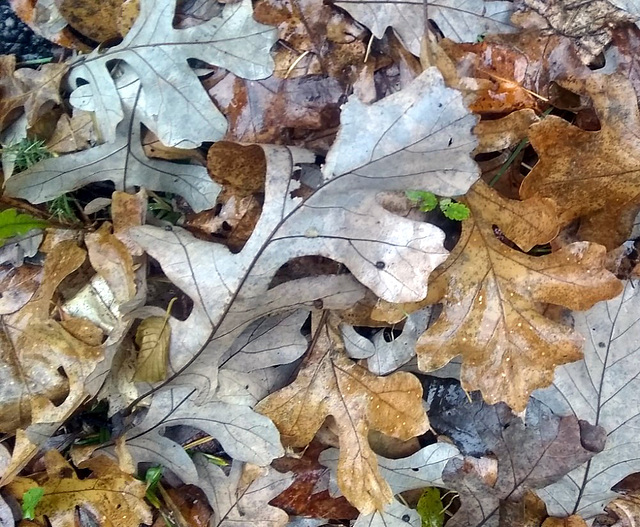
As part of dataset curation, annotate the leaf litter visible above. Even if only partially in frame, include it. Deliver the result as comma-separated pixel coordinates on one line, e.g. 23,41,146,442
2,0,640,526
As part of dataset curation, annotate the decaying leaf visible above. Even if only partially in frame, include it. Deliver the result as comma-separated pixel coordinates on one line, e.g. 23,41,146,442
108,386,284,484
443,400,605,527
521,74,640,249
6,68,220,212
0,240,104,432
533,281,640,521
195,456,293,527
257,313,429,514
130,67,479,403
512,0,639,62
415,180,621,411
133,310,171,383
335,0,515,55
5,450,151,527
66,0,277,146
319,442,461,526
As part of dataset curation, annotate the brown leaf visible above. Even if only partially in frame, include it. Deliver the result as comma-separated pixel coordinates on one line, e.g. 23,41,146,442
474,109,540,154
142,129,205,164
207,72,344,143
58,0,125,42
521,73,640,249
415,180,621,411
6,450,151,527
541,517,589,527
0,57,68,132
133,314,171,383
0,264,43,315
0,241,104,432
207,142,266,198
110,190,147,257
256,313,428,514
270,440,359,520
45,112,94,154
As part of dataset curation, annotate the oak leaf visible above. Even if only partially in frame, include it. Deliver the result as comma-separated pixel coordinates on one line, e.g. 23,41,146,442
521,74,640,249
533,281,640,520
256,313,429,514
335,0,515,56
5,450,151,527
443,400,604,527
415,180,622,411
195,456,293,527
0,240,104,433
66,0,277,146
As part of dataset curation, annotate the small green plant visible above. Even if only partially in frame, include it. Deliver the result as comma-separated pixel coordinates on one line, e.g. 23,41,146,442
0,208,48,246
405,190,470,221
148,192,182,224
1,138,53,173
416,488,445,527
21,486,44,520
48,194,80,224
144,465,164,508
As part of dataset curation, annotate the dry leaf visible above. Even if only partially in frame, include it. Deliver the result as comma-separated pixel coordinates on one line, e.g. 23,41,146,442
541,517,589,527
58,0,125,42
256,313,428,514
133,313,171,383
521,73,640,249
207,142,266,198
474,109,540,153
512,0,638,62
45,112,94,154
5,450,151,527
0,241,104,432
415,180,622,411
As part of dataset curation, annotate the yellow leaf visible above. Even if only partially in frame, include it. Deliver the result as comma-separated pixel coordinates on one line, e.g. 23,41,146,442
133,303,173,383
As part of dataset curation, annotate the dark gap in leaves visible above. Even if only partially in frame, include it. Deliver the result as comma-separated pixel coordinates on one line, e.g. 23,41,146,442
268,255,344,289
147,257,194,321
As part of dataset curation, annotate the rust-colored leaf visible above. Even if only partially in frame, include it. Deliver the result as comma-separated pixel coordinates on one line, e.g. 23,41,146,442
521,74,640,249
414,180,622,411
256,313,428,514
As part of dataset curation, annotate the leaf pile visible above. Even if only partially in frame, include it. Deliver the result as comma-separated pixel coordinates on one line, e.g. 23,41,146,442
1,1,640,526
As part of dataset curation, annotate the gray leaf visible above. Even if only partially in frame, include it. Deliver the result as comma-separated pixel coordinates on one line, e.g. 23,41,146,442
341,324,376,359
116,387,284,484
68,0,277,147
195,456,293,527
354,500,420,527
533,280,640,521
6,73,220,212
335,0,515,55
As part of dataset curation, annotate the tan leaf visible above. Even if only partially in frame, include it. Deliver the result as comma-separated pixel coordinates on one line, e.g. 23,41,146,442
111,190,147,256
521,73,640,249
45,112,94,154
474,109,540,153
207,142,266,198
414,180,622,411
6,450,151,527
256,313,428,514
0,241,104,432
541,516,588,527
133,313,171,383
59,0,125,42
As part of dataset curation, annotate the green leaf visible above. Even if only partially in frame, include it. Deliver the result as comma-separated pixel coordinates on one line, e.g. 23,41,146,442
144,465,164,509
416,488,444,527
22,487,44,520
406,190,438,212
439,200,470,221
0,208,48,246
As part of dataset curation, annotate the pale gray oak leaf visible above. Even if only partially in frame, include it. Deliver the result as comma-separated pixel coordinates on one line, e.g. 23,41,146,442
533,280,640,522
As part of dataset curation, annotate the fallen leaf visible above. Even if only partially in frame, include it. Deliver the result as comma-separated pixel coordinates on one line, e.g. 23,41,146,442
0,57,68,132
541,517,589,527
5,68,220,212
0,241,104,432
0,263,43,315
270,441,359,520
319,442,461,525
443,400,604,527
45,111,94,154
520,73,640,249
58,0,125,42
67,0,277,146
133,313,171,383
512,0,638,62
195,456,293,527
533,281,640,520
105,386,284,484
415,180,621,411
0,209,48,246
5,450,151,527
335,0,516,56
256,313,429,514
474,109,540,153
129,67,479,404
